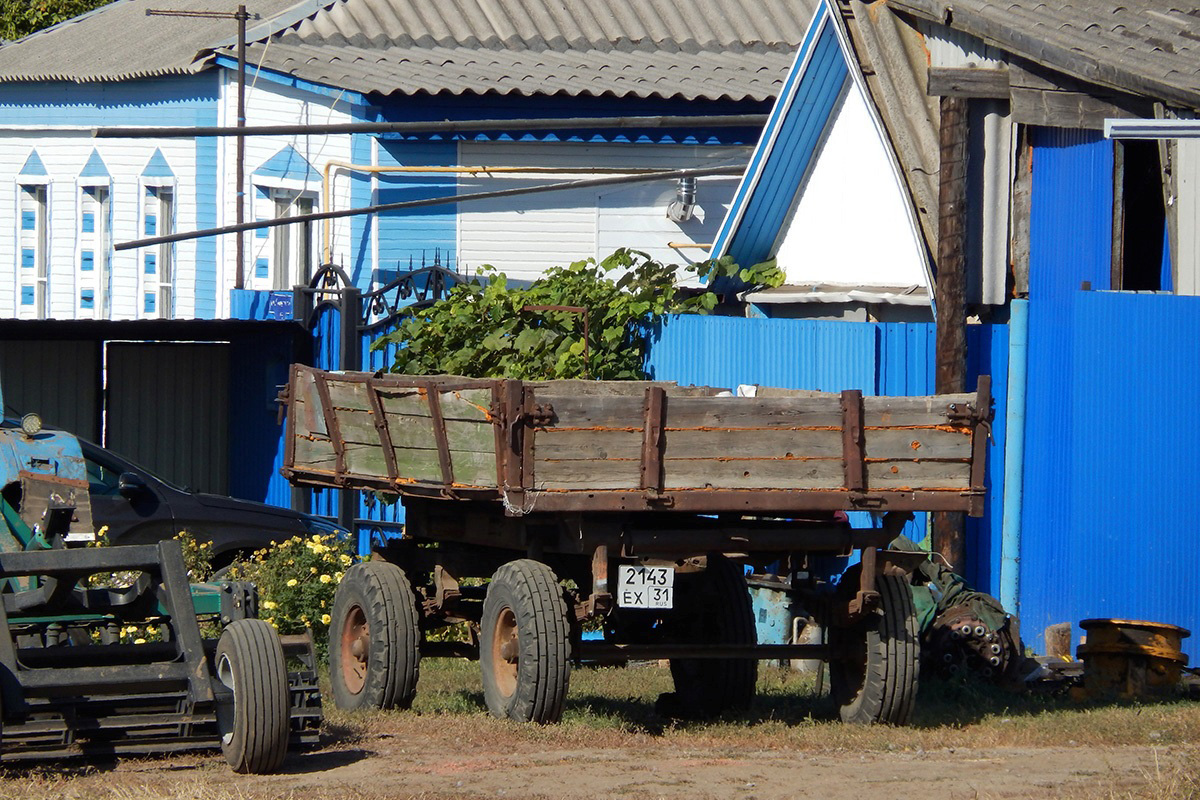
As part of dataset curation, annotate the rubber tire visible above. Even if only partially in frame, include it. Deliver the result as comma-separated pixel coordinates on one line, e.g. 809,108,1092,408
480,559,571,724
329,561,421,711
664,555,758,718
830,572,920,725
214,619,290,774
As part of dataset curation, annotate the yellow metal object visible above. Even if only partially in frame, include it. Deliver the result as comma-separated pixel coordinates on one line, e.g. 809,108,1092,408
1076,618,1190,700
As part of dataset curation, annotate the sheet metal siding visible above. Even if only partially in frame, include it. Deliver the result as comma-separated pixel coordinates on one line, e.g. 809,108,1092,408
1064,291,1200,643
964,322,1008,595
1020,127,1115,644
721,20,849,269
105,342,230,495
228,331,294,508
0,340,101,440
644,314,875,393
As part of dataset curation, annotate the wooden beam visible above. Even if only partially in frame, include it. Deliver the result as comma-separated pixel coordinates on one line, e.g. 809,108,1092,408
928,67,1010,99
933,94,969,573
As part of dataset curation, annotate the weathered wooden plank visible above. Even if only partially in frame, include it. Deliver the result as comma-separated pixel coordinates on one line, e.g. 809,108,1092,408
864,428,972,460
662,458,844,490
527,380,714,397
533,428,856,462
865,460,972,489
927,66,1010,99
541,395,848,430
863,394,976,427
533,458,641,490
443,418,499,455
293,435,337,472
533,429,644,461
437,388,494,422
668,429,845,459
324,381,493,423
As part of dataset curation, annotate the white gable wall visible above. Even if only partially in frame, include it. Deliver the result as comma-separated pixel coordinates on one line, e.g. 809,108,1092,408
772,85,930,291
456,141,748,282
0,132,198,320
219,76,358,311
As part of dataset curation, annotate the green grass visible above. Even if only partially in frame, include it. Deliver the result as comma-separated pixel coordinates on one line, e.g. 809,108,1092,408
326,657,1200,752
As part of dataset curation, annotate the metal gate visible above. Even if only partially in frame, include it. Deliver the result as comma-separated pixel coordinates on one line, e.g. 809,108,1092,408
296,260,463,552
105,342,231,495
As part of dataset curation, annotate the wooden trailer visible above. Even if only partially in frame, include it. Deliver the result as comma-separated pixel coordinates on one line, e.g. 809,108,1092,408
281,364,991,725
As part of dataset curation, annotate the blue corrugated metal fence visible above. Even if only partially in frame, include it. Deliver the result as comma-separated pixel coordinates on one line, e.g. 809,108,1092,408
645,313,1007,589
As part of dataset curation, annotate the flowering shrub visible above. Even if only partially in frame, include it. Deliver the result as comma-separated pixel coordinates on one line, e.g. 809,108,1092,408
229,533,355,648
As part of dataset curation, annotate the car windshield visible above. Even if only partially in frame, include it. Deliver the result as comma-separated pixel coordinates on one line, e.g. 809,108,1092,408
80,440,189,494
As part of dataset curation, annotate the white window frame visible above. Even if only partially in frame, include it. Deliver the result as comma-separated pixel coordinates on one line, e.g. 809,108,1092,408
15,178,50,320
139,179,176,319
77,179,113,320
251,179,317,292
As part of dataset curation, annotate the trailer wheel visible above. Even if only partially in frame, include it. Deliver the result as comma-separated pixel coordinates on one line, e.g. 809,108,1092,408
480,559,571,723
214,618,290,774
830,572,920,725
329,561,421,711
660,555,757,719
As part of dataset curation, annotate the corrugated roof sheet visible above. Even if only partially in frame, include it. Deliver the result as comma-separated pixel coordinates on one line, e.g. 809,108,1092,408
227,0,816,100
0,0,816,100
890,0,1200,110
0,0,301,83
244,37,795,100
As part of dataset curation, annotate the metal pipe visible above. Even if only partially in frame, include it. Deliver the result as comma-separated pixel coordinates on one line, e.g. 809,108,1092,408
999,297,1028,615
235,4,247,289
92,113,770,139
116,164,744,251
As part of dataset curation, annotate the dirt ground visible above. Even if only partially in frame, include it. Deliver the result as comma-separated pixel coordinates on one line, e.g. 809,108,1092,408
5,661,1197,800
6,731,1185,800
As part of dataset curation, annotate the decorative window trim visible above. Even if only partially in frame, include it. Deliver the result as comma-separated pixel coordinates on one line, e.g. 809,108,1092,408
139,179,177,319
14,179,50,320
76,179,113,320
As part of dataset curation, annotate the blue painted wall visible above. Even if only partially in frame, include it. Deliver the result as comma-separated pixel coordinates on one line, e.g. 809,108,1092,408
373,139,457,287
0,75,218,125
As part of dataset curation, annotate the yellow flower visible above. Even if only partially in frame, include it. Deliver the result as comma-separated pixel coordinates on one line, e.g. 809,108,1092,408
339,554,352,565
311,566,318,574
286,578,298,587
319,574,332,583
133,638,146,645
262,600,277,610
321,614,332,625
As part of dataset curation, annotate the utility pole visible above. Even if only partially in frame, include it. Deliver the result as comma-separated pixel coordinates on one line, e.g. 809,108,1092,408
933,95,969,572
146,5,254,288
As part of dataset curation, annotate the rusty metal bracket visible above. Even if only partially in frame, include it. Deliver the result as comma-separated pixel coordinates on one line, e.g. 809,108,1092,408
584,545,613,618
846,545,880,620
433,565,462,613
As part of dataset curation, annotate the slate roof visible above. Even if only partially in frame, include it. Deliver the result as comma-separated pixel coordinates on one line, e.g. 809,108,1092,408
223,0,816,100
0,0,816,102
889,0,1200,110
0,0,300,83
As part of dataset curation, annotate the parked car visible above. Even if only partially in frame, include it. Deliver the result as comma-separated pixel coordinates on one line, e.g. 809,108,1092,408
81,438,347,567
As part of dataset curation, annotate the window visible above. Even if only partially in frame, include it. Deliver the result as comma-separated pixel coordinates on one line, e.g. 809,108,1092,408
18,184,48,319
143,185,174,318
79,185,111,318
255,187,315,290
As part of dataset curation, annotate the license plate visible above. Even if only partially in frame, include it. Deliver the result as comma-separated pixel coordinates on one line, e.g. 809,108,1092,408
617,565,674,609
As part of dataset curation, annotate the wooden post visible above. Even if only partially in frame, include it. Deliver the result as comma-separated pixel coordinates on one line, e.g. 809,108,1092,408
933,95,968,572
